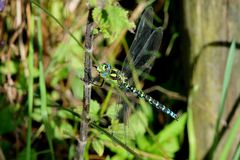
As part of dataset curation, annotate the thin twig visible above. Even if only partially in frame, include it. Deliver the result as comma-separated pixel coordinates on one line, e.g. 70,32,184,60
143,85,187,101
75,6,94,160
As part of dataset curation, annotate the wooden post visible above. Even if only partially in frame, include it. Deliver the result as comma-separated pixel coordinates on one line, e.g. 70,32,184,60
181,1,240,159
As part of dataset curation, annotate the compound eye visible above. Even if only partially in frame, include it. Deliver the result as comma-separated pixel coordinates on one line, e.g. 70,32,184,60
103,63,110,70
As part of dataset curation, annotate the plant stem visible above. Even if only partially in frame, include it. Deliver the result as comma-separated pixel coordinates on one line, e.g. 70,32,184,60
76,7,94,160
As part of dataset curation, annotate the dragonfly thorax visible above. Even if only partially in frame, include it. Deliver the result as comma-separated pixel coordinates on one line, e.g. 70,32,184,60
96,63,112,78
96,63,128,84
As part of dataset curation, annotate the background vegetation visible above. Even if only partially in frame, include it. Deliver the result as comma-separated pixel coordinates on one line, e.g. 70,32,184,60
0,0,239,160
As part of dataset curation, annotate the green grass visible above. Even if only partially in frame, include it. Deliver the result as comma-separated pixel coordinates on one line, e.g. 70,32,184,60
26,3,35,160
218,41,239,160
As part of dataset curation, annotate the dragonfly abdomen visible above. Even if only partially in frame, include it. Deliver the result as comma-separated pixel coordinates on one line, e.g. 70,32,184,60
143,93,178,120
120,81,178,120
146,95,179,120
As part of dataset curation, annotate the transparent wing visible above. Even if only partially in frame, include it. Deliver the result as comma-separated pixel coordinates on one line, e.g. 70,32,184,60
122,7,163,80
117,7,163,145
132,27,163,77
124,7,153,65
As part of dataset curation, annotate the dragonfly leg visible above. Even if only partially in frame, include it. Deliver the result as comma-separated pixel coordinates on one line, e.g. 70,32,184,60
78,68,105,87
84,68,92,80
79,76,104,87
92,76,105,87
76,69,93,84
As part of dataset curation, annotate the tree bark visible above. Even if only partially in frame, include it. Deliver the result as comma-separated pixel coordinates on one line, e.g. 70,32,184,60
181,0,240,159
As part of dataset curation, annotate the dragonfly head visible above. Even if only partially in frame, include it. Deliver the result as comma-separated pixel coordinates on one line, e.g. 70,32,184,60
96,63,112,78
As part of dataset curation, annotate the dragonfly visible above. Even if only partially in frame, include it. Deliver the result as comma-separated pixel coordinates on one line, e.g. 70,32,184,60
95,7,178,120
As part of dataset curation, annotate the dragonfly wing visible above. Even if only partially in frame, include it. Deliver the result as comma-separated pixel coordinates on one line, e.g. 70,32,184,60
119,7,163,119
122,7,154,78
116,7,163,148
133,27,163,77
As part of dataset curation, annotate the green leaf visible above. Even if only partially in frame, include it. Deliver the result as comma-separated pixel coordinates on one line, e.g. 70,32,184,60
157,113,187,143
31,108,42,122
106,103,122,120
152,113,187,156
0,60,17,74
0,107,15,134
93,6,135,42
53,120,74,139
92,139,104,156
89,100,101,121
31,107,52,122
18,148,37,160
57,109,75,120
136,134,151,150
71,75,84,99
128,110,148,137
105,6,134,32
139,102,154,123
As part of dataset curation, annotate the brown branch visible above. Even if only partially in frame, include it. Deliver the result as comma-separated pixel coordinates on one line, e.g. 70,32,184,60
75,7,94,160
143,85,187,102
